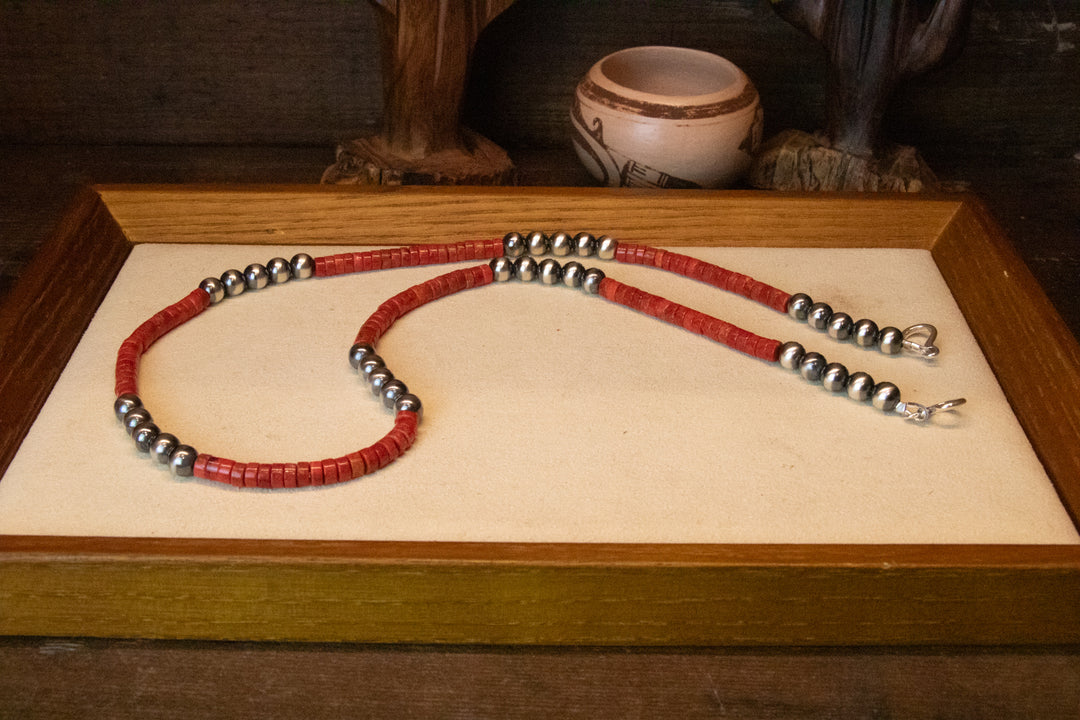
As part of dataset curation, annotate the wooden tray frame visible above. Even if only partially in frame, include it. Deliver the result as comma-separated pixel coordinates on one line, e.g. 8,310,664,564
1,185,1079,646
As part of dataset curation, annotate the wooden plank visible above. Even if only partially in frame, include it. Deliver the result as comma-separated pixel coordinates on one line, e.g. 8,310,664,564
2,537,1079,645
95,185,958,248
0,187,131,474
931,199,1080,529
2,637,1078,720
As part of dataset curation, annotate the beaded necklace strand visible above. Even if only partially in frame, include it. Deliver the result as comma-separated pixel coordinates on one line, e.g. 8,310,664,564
115,232,964,488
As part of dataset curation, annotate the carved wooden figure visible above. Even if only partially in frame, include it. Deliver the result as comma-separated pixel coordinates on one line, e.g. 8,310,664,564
752,0,975,191
323,0,517,185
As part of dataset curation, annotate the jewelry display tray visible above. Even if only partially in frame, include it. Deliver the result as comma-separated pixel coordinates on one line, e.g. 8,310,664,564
1,185,1078,645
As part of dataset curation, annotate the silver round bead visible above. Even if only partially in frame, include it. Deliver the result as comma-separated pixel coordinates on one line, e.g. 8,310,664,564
596,235,618,261
786,293,813,321
114,393,142,422
266,257,292,284
290,253,315,279
515,256,539,282
151,433,179,465
220,269,246,297
369,367,395,396
503,232,526,258
133,421,160,453
847,371,875,401
169,444,198,478
573,232,596,257
525,231,549,256
243,263,269,290
777,341,805,370
871,382,902,412
799,352,827,382
394,393,423,421
123,407,153,436
827,312,854,341
538,258,563,285
581,268,605,295
853,319,879,347
822,362,850,392
878,326,903,354
489,256,515,282
359,355,386,381
349,342,376,369
807,302,833,330
562,261,585,288
549,231,574,257
381,379,409,409
199,277,226,304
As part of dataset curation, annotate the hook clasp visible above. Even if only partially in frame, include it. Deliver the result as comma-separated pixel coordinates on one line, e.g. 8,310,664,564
902,324,940,359
895,398,966,423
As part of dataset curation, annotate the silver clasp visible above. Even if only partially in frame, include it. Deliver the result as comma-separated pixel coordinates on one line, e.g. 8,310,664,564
902,324,940,359
895,398,966,423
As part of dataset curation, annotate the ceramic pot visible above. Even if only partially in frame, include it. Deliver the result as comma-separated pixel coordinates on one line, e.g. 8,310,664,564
571,46,762,189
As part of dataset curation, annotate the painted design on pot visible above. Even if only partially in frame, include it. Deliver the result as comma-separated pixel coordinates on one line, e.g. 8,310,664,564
571,46,763,189
571,96,700,189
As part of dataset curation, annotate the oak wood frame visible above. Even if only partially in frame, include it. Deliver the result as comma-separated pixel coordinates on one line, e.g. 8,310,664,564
1,185,1078,645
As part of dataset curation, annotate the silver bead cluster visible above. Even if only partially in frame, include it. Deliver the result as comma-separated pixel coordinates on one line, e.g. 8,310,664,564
490,256,606,295
786,293,905,355
113,393,199,477
777,341,903,412
347,342,424,422
200,253,315,305
503,232,618,261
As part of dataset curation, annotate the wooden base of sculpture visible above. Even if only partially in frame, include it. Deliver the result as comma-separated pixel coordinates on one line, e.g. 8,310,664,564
321,131,515,186
749,130,939,193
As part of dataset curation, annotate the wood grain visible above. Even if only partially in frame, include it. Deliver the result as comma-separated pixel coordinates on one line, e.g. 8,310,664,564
1,186,1078,647
0,188,130,474
94,185,960,248
932,198,1080,530
2,536,1079,645
2,637,1078,720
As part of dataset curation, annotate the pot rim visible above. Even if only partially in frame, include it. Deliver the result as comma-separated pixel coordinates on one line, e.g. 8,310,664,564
580,45,757,120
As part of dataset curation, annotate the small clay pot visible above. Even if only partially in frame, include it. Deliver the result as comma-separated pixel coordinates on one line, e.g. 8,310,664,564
571,46,762,189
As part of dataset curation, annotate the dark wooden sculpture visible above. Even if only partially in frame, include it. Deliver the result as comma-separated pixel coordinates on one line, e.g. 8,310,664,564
751,0,975,191
323,0,517,185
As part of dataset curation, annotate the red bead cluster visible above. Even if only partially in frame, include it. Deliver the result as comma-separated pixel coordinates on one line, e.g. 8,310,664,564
315,239,503,277
614,243,790,314
115,288,211,398
599,277,781,362
356,264,493,347
191,411,419,488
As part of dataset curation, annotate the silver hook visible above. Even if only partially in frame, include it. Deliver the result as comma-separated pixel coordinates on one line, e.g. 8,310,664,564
895,397,966,423
902,324,940,359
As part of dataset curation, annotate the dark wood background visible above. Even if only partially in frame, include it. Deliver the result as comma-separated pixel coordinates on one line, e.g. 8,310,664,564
1,0,1079,717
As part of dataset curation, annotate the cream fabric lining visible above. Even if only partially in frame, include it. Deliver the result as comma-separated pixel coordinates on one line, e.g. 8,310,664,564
1,243,1076,544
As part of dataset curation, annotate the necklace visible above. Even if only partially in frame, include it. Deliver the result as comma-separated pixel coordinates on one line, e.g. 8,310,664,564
115,232,965,487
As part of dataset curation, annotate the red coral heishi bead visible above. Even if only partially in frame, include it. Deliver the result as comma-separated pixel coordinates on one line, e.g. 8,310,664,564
270,463,285,489
308,461,324,486
360,447,380,473
243,464,259,488
318,459,338,485
335,456,352,481
230,462,247,487
347,451,367,479
296,462,312,488
213,458,236,486
283,463,298,488
371,440,393,469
